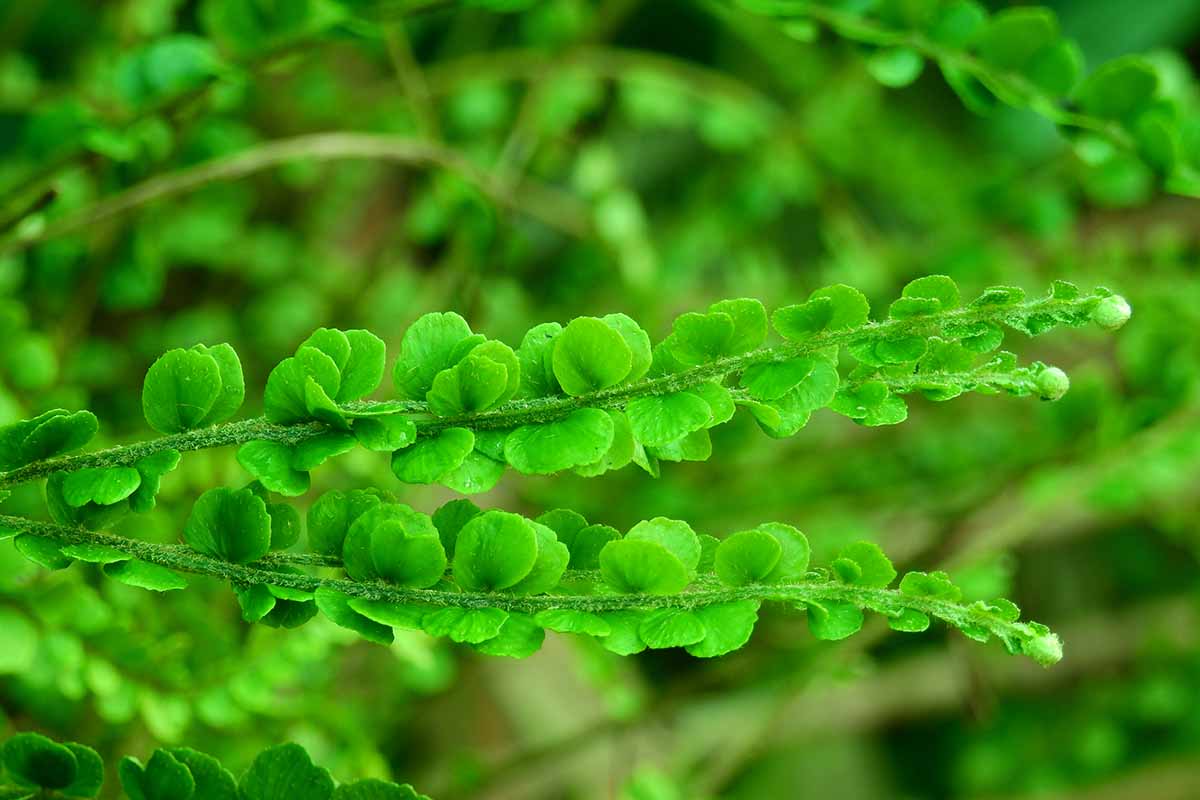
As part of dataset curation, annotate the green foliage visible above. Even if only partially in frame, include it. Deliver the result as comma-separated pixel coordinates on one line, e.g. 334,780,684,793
183,486,271,564
142,344,244,434
0,0,1180,789
0,498,1066,667
0,733,428,800
757,0,1200,195
0,410,97,472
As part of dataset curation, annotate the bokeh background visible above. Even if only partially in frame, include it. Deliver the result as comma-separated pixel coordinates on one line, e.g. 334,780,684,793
2,0,1199,797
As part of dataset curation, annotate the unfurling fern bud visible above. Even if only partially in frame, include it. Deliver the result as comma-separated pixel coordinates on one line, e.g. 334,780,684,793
1090,294,1132,330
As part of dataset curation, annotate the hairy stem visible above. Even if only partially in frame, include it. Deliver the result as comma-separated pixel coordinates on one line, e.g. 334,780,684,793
0,515,1052,650
0,291,1100,489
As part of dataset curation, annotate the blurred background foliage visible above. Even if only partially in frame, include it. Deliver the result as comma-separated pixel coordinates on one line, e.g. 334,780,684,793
1,0,1199,797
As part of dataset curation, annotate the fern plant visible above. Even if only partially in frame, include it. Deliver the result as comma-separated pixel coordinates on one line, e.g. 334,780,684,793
0,276,1129,674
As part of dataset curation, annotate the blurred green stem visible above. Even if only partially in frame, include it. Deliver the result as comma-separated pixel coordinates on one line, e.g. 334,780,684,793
0,132,591,256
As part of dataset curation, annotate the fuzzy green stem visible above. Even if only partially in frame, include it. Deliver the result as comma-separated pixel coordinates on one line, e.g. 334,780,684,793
0,515,1060,664
0,291,1106,489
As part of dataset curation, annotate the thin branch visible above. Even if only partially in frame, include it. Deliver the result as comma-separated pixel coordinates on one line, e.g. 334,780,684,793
0,132,591,256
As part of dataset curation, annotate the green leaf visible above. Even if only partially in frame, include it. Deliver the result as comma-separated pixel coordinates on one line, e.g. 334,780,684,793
534,608,611,636
1077,56,1158,120
239,744,335,800
975,8,1059,72
58,542,127,563
535,509,588,541
888,608,931,633
601,313,652,382
3,732,77,790
299,329,385,402
236,584,276,623
970,285,1026,307
118,751,194,800
599,539,690,594
103,560,188,591
333,779,426,800
474,340,522,403
1028,39,1083,96
184,487,271,564
662,311,734,366
162,749,236,800
832,541,897,588
0,410,98,472
625,517,701,571
900,570,963,601
504,408,614,474
15,533,73,570
130,449,181,513
741,358,819,402
506,521,569,595
867,47,925,87
422,607,508,643
559,522,619,571
62,467,142,507
346,599,431,630
353,416,417,452
639,609,705,649
453,510,538,591
263,347,341,425
237,441,309,497
686,600,760,657
928,0,986,47
61,743,103,798
291,432,356,471
598,611,647,655
314,588,394,645
756,522,810,581
809,284,870,330
343,505,446,588
709,298,768,354
626,391,711,447
393,312,476,399
265,502,301,550
192,344,245,427
573,410,635,476
431,498,481,558
552,316,633,395
772,297,833,340
471,612,544,658
306,489,388,556
141,348,221,433
439,450,505,494
516,322,562,398
391,427,474,483
807,600,865,641
714,530,782,587
902,274,959,311
427,353,508,416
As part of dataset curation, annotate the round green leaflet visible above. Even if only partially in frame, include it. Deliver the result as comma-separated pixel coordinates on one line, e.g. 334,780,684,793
599,539,691,595
504,408,615,474
714,530,783,587
141,348,222,434
184,487,272,564
551,316,633,395
342,504,447,588
453,510,540,592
